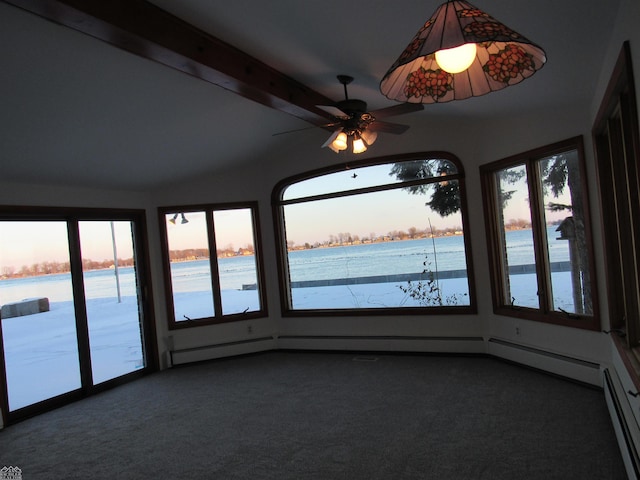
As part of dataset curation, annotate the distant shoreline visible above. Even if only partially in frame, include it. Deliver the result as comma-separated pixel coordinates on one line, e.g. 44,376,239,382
1,225,543,281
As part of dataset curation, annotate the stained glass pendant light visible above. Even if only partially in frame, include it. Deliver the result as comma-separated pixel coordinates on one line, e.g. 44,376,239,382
380,1,546,104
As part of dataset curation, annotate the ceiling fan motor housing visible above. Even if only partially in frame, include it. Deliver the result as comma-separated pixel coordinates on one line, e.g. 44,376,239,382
336,98,367,114
335,99,372,133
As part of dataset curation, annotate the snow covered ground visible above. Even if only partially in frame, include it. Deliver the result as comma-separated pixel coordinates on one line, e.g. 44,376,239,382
2,296,144,410
1,273,573,411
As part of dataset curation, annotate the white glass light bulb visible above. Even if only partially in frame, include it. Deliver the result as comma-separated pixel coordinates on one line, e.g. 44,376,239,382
435,43,477,74
352,138,367,154
332,132,348,151
361,130,378,146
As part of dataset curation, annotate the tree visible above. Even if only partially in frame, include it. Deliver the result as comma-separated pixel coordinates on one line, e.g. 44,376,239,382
389,159,460,217
1,266,15,277
497,168,526,208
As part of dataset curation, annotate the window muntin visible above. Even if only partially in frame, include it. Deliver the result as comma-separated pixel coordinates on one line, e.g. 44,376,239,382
274,154,475,314
481,137,599,329
159,203,266,328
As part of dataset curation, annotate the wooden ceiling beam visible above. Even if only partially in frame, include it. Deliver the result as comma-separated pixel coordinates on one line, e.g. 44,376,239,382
4,0,335,125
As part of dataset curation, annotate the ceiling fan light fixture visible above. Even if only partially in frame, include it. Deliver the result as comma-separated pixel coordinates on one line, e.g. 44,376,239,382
352,135,367,154
315,75,422,155
322,130,349,152
380,0,546,104
332,131,348,151
361,129,378,146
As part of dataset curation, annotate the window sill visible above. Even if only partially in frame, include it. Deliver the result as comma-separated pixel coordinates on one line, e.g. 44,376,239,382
493,305,601,331
281,305,478,317
168,310,268,330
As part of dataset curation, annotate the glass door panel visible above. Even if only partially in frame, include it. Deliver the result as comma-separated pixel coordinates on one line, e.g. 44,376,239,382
0,221,81,410
78,221,145,384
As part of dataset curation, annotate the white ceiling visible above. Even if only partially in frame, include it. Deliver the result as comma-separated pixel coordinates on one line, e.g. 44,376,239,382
0,0,621,190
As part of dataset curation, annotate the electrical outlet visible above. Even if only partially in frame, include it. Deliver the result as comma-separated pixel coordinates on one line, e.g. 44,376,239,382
247,325,253,334
515,326,521,336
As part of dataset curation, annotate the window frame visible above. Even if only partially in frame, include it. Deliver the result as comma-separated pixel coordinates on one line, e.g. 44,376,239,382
480,136,600,330
272,152,477,316
158,201,268,329
592,41,640,386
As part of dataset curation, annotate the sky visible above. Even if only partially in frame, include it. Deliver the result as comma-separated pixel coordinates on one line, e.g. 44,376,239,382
165,208,255,252
0,221,134,272
281,162,466,245
283,186,462,246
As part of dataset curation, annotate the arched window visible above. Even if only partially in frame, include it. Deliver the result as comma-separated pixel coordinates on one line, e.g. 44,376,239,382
272,153,476,315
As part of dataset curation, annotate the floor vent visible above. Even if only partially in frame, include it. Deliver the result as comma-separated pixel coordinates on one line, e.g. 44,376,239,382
352,356,379,362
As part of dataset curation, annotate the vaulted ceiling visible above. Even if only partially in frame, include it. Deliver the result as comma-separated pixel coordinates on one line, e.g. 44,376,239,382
0,0,622,190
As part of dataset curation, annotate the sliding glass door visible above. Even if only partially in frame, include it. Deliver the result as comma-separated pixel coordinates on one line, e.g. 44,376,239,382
0,210,156,424
0,221,82,410
79,221,145,384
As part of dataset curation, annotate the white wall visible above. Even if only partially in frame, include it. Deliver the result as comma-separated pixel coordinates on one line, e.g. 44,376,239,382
0,181,151,209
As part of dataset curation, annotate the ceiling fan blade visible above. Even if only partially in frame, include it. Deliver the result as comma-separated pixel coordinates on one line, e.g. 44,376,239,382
316,105,348,117
367,120,411,134
272,122,338,136
369,103,424,119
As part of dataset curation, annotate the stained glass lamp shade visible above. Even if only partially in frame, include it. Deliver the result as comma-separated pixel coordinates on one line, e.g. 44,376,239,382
380,1,546,104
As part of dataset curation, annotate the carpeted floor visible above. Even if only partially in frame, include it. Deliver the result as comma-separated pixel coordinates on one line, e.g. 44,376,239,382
0,352,628,479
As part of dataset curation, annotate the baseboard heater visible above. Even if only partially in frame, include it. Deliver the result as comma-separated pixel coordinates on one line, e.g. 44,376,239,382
487,338,601,385
277,335,485,354
604,368,640,479
169,336,275,366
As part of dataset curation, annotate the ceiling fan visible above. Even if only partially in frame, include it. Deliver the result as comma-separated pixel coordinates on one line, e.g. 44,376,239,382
275,75,424,153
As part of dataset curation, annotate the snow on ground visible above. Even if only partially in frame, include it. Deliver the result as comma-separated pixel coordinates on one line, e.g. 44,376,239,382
2,297,144,410
2,273,573,411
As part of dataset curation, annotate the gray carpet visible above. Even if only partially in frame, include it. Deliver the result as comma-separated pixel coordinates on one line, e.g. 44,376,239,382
0,352,627,479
